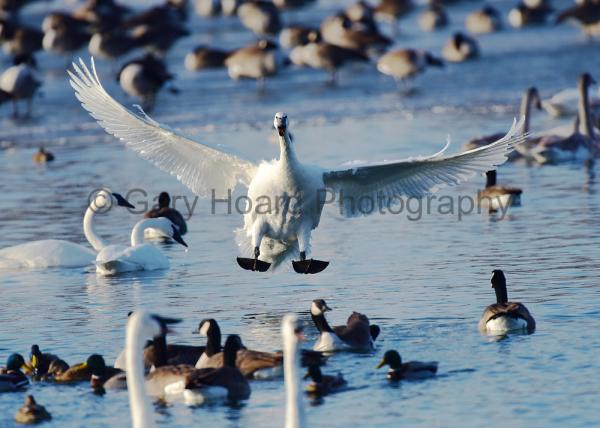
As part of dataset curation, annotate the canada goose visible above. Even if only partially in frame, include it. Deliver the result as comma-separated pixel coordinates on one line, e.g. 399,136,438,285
14,396,51,424
0,20,43,56
531,73,599,163
442,32,478,62
195,318,283,379
54,354,111,383
374,0,414,34
89,355,123,389
144,191,188,237
279,25,317,49
321,13,391,54
131,24,190,56
289,31,369,85
237,1,282,37
123,0,188,29
88,30,140,62
0,54,41,118
185,46,231,71
42,12,90,34
344,1,377,31
464,87,542,160
73,0,132,29
376,350,438,380
304,365,346,396
508,1,553,28
224,40,282,89
282,314,306,428
478,170,522,212
465,6,502,34
311,299,378,352
418,3,448,31
42,14,90,57
147,334,251,403
195,0,221,17
377,49,443,89
479,270,536,333
32,146,55,164
556,0,600,38
28,344,68,378
117,54,175,111
0,354,29,392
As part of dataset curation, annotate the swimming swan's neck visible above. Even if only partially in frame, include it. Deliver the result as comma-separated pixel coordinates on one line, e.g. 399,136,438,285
520,90,537,136
283,325,305,428
126,313,155,428
83,205,109,252
130,218,166,246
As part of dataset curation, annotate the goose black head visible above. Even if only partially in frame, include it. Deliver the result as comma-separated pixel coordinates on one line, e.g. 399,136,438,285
491,269,508,304
274,112,288,136
86,354,107,375
158,192,170,208
197,318,220,336
376,350,402,370
311,299,332,316
223,334,243,367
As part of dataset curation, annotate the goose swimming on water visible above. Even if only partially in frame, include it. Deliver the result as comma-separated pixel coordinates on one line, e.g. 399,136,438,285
69,57,527,274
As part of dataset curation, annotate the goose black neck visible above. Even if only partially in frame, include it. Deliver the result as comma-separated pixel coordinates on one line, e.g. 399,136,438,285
205,323,222,357
493,281,508,304
485,170,497,188
222,336,239,368
152,334,168,367
311,313,334,333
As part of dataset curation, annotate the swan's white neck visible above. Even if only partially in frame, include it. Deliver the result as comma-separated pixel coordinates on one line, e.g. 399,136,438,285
283,322,305,428
520,91,534,135
126,313,155,428
279,131,298,166
130,218,167,246
83,204,109,252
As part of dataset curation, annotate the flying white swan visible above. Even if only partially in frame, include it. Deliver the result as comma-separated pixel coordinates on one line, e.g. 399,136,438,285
69,57,526,274
0,189,134,270
96,217,187,275
282,314,306,428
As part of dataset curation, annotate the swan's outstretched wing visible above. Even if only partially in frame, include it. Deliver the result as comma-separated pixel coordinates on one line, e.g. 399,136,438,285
323,118,526,217
68,57,257,198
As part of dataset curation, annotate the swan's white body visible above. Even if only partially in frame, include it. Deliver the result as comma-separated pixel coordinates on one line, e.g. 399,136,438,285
96,217,180,275
282,314,306,428
543,87,600,117
0,190,119,270
70,58,526,269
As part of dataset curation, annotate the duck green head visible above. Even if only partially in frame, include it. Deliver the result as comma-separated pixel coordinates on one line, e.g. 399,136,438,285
86,354,107,376
376,350,402,370
7,353,26,371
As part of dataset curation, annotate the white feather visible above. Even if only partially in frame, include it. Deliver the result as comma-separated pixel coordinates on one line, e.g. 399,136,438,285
485,316,528,333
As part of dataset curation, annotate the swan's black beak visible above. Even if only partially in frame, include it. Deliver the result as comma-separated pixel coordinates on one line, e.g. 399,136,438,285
151,314,182,334
112,192,135,209
171,225,188,247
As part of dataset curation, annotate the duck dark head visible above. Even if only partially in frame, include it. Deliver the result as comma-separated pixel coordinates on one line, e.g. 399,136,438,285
7,353,26,371
376,350,402,370
491,269,508,304
304,365,322,382
274,112,288,136
311,299,331,316
86,354,107,375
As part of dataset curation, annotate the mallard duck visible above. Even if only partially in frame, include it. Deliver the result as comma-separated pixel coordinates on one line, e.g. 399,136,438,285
478,170,522,212
376,350,438,380
54,354,109,383
0,354,29,392
29,344,68,378
32,147,55,164
479,270,536,333
311,299,379,352
304,365,346,396
14,395,51,424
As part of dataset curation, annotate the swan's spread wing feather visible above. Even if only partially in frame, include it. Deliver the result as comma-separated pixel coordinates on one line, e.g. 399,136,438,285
323,118,526,217
68,57,257,198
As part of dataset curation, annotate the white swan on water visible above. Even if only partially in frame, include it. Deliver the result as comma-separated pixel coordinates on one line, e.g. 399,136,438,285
69,57,526,274
96,217,187,275
0,189,134,270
